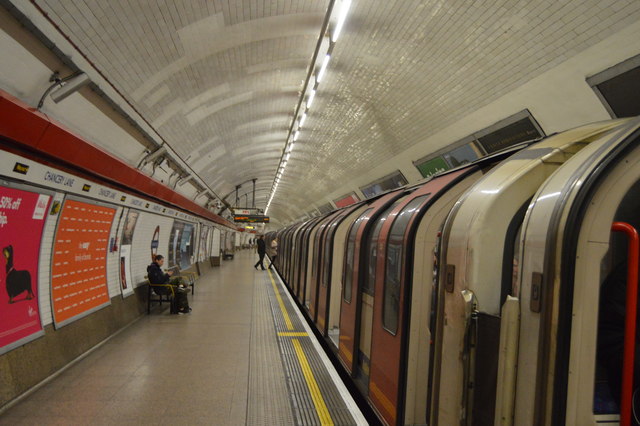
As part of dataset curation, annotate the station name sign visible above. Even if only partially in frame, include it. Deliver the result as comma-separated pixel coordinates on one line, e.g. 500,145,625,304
234,215,270,223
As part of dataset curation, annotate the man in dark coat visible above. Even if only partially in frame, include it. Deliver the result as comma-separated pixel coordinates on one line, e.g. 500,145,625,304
147,255,191,314
254,235,266,270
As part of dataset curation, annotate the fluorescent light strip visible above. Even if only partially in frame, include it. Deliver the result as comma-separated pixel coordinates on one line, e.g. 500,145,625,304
307,90,316,108
299,113,307,128
293,131,300,141
332,0,352,42
317,54,331,82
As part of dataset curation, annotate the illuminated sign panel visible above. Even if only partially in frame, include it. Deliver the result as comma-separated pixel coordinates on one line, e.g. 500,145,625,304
234,215,269,223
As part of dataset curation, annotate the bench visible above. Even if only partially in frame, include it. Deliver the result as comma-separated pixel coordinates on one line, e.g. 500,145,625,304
146,279,176,314
168,267,196,295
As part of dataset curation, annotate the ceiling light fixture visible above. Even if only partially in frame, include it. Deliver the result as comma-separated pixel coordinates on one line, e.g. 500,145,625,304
316,54,331,82
307,90,316,108
332,0,352,42
293,131,300,141
299,113,307,128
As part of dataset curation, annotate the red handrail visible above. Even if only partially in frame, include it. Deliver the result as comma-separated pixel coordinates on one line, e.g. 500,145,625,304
611,221,639,426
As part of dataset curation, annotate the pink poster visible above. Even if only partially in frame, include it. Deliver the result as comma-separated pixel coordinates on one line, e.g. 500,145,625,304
0,185,50,353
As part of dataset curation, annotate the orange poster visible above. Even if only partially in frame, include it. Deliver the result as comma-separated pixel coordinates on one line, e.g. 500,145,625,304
51,199,115,325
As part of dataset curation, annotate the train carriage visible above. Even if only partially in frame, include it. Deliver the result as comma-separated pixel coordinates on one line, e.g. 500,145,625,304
432,119,634,426
514,117,640,425
270,118,640,425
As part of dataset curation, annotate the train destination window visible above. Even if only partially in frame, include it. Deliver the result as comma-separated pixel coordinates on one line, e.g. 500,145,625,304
475,110,544,154
360,170,408,199
383,195,429,334
588,54,640,118
344,209,372,303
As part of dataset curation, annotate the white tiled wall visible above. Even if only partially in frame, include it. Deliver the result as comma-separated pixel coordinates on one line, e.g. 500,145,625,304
129,211,174,286
212,228,221,255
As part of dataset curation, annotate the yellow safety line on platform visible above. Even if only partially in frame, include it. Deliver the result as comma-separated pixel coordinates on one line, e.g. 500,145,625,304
278,332,308,337
292,338,334,426
268,269,293,330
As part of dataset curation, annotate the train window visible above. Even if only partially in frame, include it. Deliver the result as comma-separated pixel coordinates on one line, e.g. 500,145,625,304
344,209,372,303
588,54,640,118
501,199,530,302
363,200,403,296
312,219,332,281
383,195,428,334
322,219,340,287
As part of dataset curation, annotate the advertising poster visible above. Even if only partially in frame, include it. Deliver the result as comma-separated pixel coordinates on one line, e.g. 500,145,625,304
169,221,194,269
119,210,139,297
198,226,209,262
0,185,50,354
51,199,115,326
168,220,183,267
416,156,450,178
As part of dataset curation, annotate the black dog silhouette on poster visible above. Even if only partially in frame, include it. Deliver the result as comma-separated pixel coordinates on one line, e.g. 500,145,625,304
3,245,34,303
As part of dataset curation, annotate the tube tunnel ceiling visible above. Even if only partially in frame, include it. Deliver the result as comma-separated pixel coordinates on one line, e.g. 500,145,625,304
29,0,640,224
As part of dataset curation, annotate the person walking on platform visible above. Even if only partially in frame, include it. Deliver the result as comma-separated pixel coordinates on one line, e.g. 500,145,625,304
254,235,266,270
147,255,191,314
267,238,278,270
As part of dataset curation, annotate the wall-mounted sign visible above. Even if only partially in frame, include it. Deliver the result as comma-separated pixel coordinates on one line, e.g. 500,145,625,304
415,156,450,178
234,215,269,223
13,163,29,175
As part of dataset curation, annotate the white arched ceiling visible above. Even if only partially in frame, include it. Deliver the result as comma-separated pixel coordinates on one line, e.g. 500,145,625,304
22,0,640,224
30,0,329,215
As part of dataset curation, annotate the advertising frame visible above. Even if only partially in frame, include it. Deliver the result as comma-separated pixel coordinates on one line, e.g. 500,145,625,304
0,178,55,355
50,194,117,329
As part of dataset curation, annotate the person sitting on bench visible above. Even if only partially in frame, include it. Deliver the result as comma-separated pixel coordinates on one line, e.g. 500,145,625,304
147,255,191,314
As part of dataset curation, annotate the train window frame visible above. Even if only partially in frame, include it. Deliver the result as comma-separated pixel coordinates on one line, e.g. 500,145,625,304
343,209,372,304
382,195,429,335
587,54,640,119
322,217,342,288
363,199,403,296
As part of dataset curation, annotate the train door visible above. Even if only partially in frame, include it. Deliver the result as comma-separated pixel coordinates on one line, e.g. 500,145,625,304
305,218,325,311
283,227,294,280
353,199,404,393
367,168,476,425
408,169,483,425
338,191,406,373
327,205,368,349
317,205,362,335
287,227,297,280
290,223,305,293
431,121,628,426
298,217,322,302
511,119,640,425
309,212,340,321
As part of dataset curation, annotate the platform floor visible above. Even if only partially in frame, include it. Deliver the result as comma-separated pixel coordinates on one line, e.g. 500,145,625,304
0,250,364,425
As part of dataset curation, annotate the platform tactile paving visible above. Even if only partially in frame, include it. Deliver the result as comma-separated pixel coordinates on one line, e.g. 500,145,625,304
263,269,357,426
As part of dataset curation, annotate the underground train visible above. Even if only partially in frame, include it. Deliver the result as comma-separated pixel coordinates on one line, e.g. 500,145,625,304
268,117,640,425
